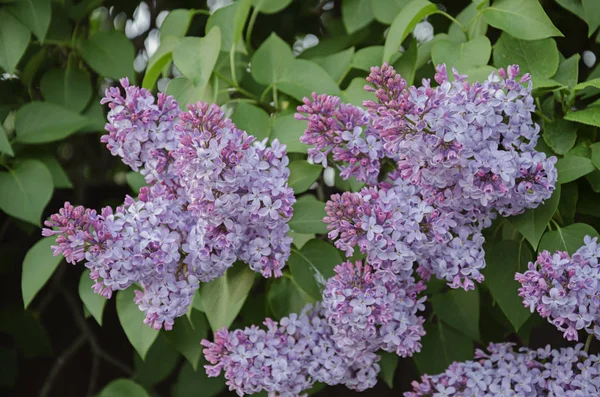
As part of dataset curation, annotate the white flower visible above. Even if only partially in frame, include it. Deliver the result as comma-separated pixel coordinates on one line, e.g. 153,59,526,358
583,50,596,68
412,21,434,44
323,167,335,187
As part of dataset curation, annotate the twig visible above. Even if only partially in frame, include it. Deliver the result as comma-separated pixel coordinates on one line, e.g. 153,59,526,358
39,334,86,397
87,354,100,397
585,334,593,353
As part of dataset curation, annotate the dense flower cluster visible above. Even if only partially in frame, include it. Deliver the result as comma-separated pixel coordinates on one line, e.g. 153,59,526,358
515,236,600,341
43,79,294,330
406,342,600,396
298,63,557,290
202,303,381,396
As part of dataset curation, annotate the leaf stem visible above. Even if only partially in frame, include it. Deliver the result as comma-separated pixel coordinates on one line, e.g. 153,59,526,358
213,70,259,101
245,3,261,54
230,46,238,87
39,334,87,397
436,11,467,36
192,8,211,16
585,334,593,353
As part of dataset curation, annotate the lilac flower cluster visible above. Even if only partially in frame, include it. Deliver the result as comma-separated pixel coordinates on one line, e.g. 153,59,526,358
515,236,600,342
298,63,557,290
43,79,294,329
202,303,381,396
406,343,600,396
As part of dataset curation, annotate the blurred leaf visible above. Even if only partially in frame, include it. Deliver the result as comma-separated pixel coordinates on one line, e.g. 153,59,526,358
352,46,383,72
414,320,473,374
206,3,238,51
299,239,342,280
543,119,577,155
21,237,62,308
575,78,600,91
290,195,327,234
431,287,480,340
99,379,150,397
134,334,179,387
371,0,411,24
558,182,578,225
278,59,342,101
484,240,532,331
431,36,491,72
394,39,418,86
289,240,342,300
125,172,145,193
448,1,488,42
166,310,208,370
35,154,72,189
0,10,30,74
0,347,17,388
553,54,580,90
173,27,221,89
271,114,307,153
232,0,252,46
343,77,376,106
268,275,313,319
383,0,437,63
166,77,213,110
379,352,399,388
582,0,600,37
160,9,193,39
172,360,225,397
0,159,53,226
288,161,322,194
79,30,135,81
142,35,179,90
231,102,271,140
200,263,255,331
538,223,599,255
116,288,159,360
482,0,562,40
15,101,87,143
564,105,600,128
557,156,595,183
342,0,374,34
0,307,52,357
0,124,14,156
313,47,355,82
40,68,92,113
253,0,292,14
251,33,293,86
509,184,561,249
79,269,106,325
6,0,50,42
289,232,314,249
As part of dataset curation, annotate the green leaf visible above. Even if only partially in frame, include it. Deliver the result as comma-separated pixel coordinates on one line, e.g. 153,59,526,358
267,275,313,319
543,119,577,155
371,0,411,24
288,161,322,194
6,0,50,42
232,0,252,47
99,379,150,397
271,114,307,153
383,0,438,63
431,287,480,340
492,33,559,85
278,59,342,101
253,0,292,14
484,240,532,331
313,47,355,83
557,156,595,184
21,237,62,308
448,1,489,42
142,35,180,90
134,334,179,387
289,240,342,300
230,102,271,141
290,232,314,249
159,9,193,39
0,159,53,226
592,142,600,169
352,46,384,72
0,10,30,74
413,320,473,374
431,36,491,73
539,223,599,255
289,195,327,234
509,184,561,249
33,154,72,189
172,360,225,397
116,288,159,360
166,77,213,110
165,310,208,370
574,78,600,91
482,0,563,40
173,27,221,89
40,68,92,113
78,269,106,326
200,263,255,331
343,77,376,106
583,0,600,37
125,172,145,193
0,124,14,157
553,54,580,90
342,0,374,34
251,33,294,86
206,3,238,51
393,39,418,86
558,182,578,225
379,351,398,388
79,30,135,81
15,102,88,144
564,106,600,128
0,307,52,358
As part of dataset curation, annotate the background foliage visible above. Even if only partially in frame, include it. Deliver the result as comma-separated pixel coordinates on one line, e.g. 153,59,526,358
1,0,600,395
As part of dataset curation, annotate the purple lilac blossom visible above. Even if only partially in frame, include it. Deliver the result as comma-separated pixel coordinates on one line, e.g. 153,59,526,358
42,79,294,330
202,303,381,396
515,236,600,342
405,342,600,396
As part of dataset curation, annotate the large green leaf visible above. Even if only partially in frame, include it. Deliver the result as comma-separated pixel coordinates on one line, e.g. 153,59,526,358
270,114,307,153
199,263,255,331
556,156,595,184
15,101,88,144
431,36,491,73
99,379,150,397
313,47,355,83
116,288,159,360
553,54,580,90
393,39,418,86
6,0,50,42
142,35,180,90
251,33,293,86
379,352,398,388
0,10,30,74
172,360,225,397
288,161,322,194
558,182,578,225
267,275,313,319
253,0,292,14
431,287,480,340
484,240,532,331
172,27,221,89
371,0,411,24
0,159,53,226
343,77,376,106
165,310,208,370
230,102,271,141
21,237,62,308
159,9,193,39
538,223,599,255
509,184,561,249
289,195,327,234
278,59,342,101
342,0,374,34
166,77,213,110
0,124,14,157
78,269,106,326
40,68,92,113
383,0,438,63
79,30,135,81
582,0,600,37
133,334,179,387
352,46,384,72
482,0,562,40
289,240,342,300
448,0,489,42
543,119,577,155
413,320,473,374
564,106,600,128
